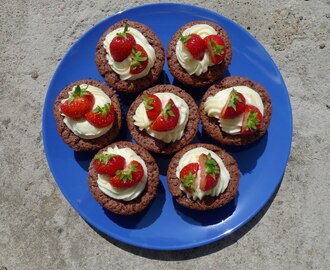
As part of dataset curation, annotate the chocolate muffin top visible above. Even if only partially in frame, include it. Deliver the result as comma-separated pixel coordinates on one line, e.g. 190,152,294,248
53,79,122,151
95,19,165,93
167,20,232,87
200,76,272,145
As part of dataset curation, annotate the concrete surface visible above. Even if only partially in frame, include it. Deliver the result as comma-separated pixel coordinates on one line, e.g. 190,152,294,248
0,0,329,269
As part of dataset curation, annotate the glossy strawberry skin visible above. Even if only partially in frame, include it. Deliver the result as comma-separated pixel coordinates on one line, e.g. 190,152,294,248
85,104,115,128
60,91,94,119
143,94,162,121
150,99,180,132
221,91,246,119
129,44,148,75
109,160,144,189
110,32,136,62
241,104,263,135
181,33,205,60
93,154,126,176
199,154,220,192
179,163,199,193
204,35,226,64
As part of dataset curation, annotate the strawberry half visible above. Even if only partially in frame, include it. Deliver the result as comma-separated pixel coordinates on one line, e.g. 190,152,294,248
110,24,136,62
221,89,246,119
129,44,148,75
85,103,115,128
199,153,220,192
60,85,95,118
143,94,162,121
179,163,199,193
180,33,205,60
204,35,226,64
150,99,180,132
109,160,144,189
93,153,125,176
241,104,263,135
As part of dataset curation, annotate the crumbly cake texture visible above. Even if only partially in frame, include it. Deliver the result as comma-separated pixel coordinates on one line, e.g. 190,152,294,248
167,20,232,87
88,141,159,215
200,76,272,145
167,143,240,210
53,79,122,151
126,84,200,155
95,19,165,93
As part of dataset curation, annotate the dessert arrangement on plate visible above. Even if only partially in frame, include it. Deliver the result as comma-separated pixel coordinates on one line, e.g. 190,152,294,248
53,18,272,215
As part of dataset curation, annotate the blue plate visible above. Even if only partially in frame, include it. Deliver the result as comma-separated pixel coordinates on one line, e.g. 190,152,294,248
43,3,292,250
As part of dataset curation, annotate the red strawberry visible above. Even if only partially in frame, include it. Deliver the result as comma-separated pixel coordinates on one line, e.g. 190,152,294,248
129,44,148,74
150,99,180,131
110,24,136,62
85,103,115,128
179,163,199,193
60,85,95,118
221,89,246,119
143,94,162,121
241,104,263,135
199,153,220,192
204,35,226,64
93,153,125,176
109,160,144,189
180,33,205,60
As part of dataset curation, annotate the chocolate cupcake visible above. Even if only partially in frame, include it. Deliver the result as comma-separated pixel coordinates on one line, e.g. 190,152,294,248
167,20,232,87
167,143,240,210
127,84,199,155
53,79,122,151
200,76,272,145
95,19,165,93
88,141,159,215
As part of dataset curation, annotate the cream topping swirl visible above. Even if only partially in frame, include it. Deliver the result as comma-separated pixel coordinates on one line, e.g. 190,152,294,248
176,24,217,76
176,147,230,200
133,93,189,143
97,146,147,201
103,27,156,80
61,84,112,139
205,86,264,134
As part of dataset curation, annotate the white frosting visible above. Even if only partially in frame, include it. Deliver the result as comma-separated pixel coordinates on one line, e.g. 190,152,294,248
176,24,217,76
103,27,156,80
133,93,189,143
204,86,264,134
176,147,230,200
97,146,147,201
61,84,112,139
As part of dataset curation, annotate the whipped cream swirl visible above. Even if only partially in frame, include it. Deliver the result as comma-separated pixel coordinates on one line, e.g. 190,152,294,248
97,146,147,201
103,27,156,80
133,93,189,143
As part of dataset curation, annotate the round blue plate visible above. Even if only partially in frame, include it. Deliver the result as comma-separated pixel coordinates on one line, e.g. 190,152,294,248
43,3,292,250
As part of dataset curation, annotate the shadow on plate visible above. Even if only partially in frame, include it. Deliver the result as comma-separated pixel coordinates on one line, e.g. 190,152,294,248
102,181,166,230
74,150,97,172
173,195,237,226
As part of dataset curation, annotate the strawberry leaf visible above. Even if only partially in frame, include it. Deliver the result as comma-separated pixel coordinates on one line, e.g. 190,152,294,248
68,85,89,103
94,103,111,117
161,102,174,121
246,111,260,131
143,95,154,110
130,46,147,69
210,38,225,55
204,153,220,179
227,89,242,111
116,23,129,38
180,34,192,43
180,172,196,192
94,153,117,165
115,163,139,183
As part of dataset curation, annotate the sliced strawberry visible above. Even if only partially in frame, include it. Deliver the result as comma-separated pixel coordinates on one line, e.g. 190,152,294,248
199,153,220,192
109,160,144,189
93,153,125,176
85,103,115,128
221,89,246,119
204,35,226,64
241,104,263,135
179,163,199,193
143,94,162,121
150,99,180,132
129,44,148,75
180,33,205,60
110,24,136,62
60,85,95,118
